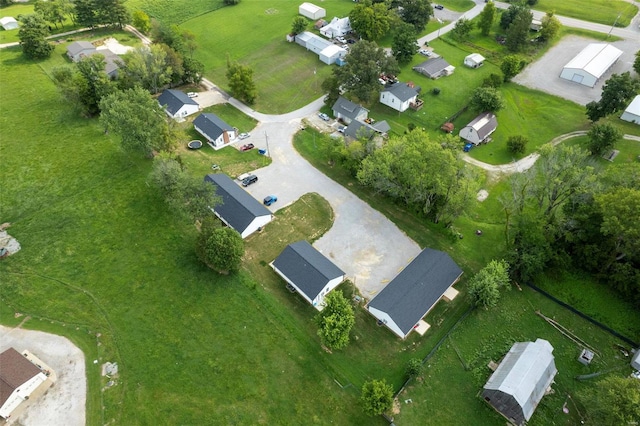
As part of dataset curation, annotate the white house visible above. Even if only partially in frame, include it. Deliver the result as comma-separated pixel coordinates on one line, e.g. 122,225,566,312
204,174,273,239
464,53,485,69
299,2,326,20
271,240,346,310
193,113,237,150
459,112,498,146
367,248,463,339
320,17,351,39
157,89,200,120
620,95,640,124
66,41,97,62
0,17,18,31
319,44,347,65
0,348,48,420
560,43,623,88
379,82,420,112
331,96,368,124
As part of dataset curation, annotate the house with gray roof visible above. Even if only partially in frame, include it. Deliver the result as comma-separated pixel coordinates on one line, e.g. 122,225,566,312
66,41,97,62
0,348,48,420
482,339,557,426
194,113,237,150
367,248,463,339
158,89,200,120
204,174,273,238
332,96,369,124
344,119,390,140
459,112,498,146
271,240,346,310
413,57,455,79
379,82,421,112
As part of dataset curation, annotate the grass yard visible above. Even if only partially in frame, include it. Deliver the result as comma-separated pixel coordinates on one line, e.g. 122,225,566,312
564,134,640,167
393,285,635,425
537,0,637,28
0,2,82,45
126,0,224,24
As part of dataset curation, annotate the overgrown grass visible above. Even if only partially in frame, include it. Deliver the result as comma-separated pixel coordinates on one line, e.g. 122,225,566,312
126,0,225,24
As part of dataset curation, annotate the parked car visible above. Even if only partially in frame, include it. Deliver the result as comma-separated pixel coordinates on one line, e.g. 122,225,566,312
240,143,255,151
463,143,474,152
336,36,346,43
263,195,278,206
346,39,356,44
187,92,198,98
434,4,444,9
241,175,258,187
238,132,250,140
318,112,330,121
237,172,251,181
418,49,432,56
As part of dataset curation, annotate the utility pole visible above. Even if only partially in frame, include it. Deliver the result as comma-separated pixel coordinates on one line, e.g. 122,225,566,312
264,132,271,157
608,13,621,38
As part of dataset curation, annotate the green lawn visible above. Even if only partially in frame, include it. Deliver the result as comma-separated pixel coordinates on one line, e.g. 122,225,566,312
0,2,82,45
126,0,225,24
537,0,637,27
564,134,640,167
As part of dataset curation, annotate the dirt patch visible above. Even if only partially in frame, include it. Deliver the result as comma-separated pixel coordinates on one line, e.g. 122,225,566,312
476,189,489,202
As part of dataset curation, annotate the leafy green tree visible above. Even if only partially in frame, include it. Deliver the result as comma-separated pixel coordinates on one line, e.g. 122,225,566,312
118,45,172,94
224,0,240,5
499,3,528,30
500,55,525,82
291,16,307,35
321,74,341,108
406,358,423,378
132,10,151,34
587,122,621,156
468,259,510,308
507,135,528,154
197,227,244,273
526,0,538,5
17,14,53,59
361,379,393,416
99,86,171,156
34,0,65,29
398,0,432,32
74,54,116,115
314,291,355,350
539,11,561,43
0,0,13,7
97,0,129,28
585,72,640,122
333,40,399,103
182,56,204,84
505,7,532,52
634,50,640,74
349,0,391,41
73,0,97,28
159,43,185,86
509,211,554,282
226,58,257,104
580,376,640,425
478,1,497,36
452,18,474,41
469,86,504,113
482,73,503,88
391,23,418,65
596,188,640,266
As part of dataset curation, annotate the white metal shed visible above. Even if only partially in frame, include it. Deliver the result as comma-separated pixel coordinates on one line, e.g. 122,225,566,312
560,43,623,88
299,3,326,20
620,95,640,125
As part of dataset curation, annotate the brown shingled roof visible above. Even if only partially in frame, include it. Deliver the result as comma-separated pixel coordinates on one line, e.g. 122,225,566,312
0,348,41,406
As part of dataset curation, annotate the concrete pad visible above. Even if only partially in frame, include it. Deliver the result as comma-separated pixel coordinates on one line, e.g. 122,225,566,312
443,286,459,302
414,320,431,336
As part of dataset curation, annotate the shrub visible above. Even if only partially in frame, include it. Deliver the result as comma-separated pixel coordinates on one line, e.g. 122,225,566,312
506,135,528,154
432,87,441,95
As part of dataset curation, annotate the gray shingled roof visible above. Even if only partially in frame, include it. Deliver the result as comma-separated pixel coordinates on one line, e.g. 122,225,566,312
204,174,271,235
413,57,451,77
67,41,95,56
344,120,390,139
466,112,498,140
368,248,462,337
332,96,369,121
382,82,420,102
157,89,199,115
272,241,345,300
194,113,234,141
99,50,121,76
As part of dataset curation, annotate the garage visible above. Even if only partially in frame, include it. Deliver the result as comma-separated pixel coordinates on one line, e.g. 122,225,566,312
560,43,623,88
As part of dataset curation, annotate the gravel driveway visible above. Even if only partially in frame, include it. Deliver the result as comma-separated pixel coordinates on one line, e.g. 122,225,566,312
240,120,421,300
0,324,85,426
513,35,640,106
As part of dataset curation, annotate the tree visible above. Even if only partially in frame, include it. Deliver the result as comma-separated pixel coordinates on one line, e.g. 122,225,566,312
197,227,244,273
539,11,561,43
17,14,53,59
182,56,204,84
585,73,640,122
349,0,391,41
159,43,185,86
469,86,504,113
132,10,151,34
73,0,98,28
499,3,528,30
97,0,130,28
500,55,525,82
118,45,172,94
361,379,393,416
0,0,13,6
321,74,341,108
150,154,221,222
482,73,503,88
34,0,65,29
99,86,171,156
580,376,640,425
398,0,432,32
587,122,622,156
224,0,240,5
291,16,307,35
468,259,510,308
452,18,474,41
333,40,399,103
391,23,418,65
505,7,533,52
507,135,528,154
478,2,497,36
314,291,355,350
58,54,115,116
634,50,640,75
596,188,640,266
226,58,257,104
406,358,423,378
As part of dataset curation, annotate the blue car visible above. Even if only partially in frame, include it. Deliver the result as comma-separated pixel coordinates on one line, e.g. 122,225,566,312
263,195,278,206
463,143,474,152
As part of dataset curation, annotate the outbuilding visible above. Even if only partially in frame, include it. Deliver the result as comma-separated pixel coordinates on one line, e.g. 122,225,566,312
271,240,346,310
560,43,623,88
295,31,332,54
157,89,200,120
459,112,498,146
367,248,463,339
0,348,48,420
320,17,351,39
464,53,485,69
204,174,273,238
66,41,97,62
620,95,640,125
413,57,455,79
319,44,347,65
530,18,542,31
332,96,368,124
0,17,18,31
299,3,326,20
379,82,421,112
482,339,557,426
194,113,237,149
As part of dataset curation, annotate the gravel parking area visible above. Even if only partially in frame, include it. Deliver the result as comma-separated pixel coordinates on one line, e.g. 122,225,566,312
0,324,85,426
513,35,639,106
